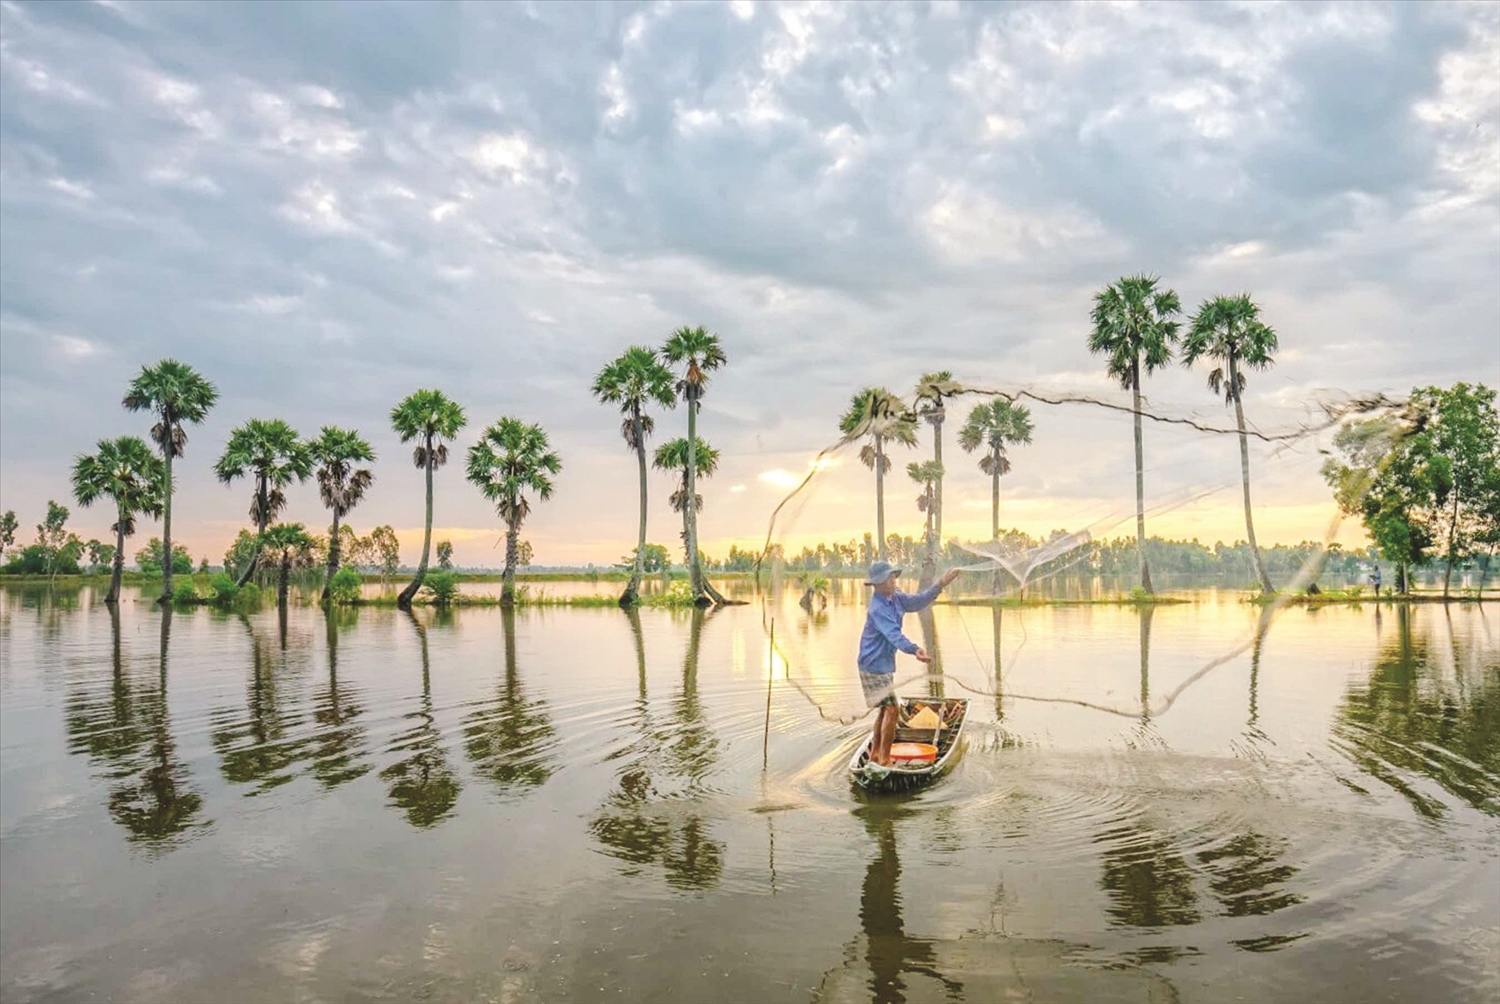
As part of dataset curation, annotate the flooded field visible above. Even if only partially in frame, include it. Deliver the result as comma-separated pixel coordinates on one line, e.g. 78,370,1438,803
1,582,1496,1003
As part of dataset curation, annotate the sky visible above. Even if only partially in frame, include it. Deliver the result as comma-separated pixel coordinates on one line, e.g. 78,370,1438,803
1,0,1497,568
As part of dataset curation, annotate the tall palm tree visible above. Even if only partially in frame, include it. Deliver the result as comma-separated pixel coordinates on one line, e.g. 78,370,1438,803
123,359,218,605
309,426,375,600
661,325,726,605
1087,274,1182,595
465,417,562,605
1182,293,1278,594
391,390,467,610
653,436,720,553
839,387,918,561
71,437,165,604
260,522,315,607
958,399,1034,540
592,347,677,606
213,419,312,586
913,371,962,551
907,459,944,556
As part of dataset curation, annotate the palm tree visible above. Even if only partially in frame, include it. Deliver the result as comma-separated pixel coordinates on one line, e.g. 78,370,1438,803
1182,293,1278,594
592,347,677,606
839,387,918,561
213,419,312,586
1087,274,1182,595
907,460,944,556
958,399,1034,541
123,359,218,605
661,325,727,605
260,522,315,607
465,417,562,605
391,390,467,610
913,371,962,554
71,437,165,604
653,437,720,554
309,426,375,600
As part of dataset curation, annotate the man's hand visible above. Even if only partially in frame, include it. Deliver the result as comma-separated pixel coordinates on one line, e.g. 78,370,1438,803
939,568,961,588
915,648,931,663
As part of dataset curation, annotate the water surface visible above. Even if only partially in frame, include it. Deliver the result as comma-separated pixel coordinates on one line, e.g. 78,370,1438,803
1,583,1496,1003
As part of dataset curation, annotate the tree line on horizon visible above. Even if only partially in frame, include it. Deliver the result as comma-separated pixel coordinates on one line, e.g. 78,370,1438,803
2,282,1495,605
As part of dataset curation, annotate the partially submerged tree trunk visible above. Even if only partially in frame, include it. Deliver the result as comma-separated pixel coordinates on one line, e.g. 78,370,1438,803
399,433,436,610
1442,488,1460,600
236,474,268,587
502,513,519,606
106,516,126,605
322,510,341,602
1231,358,1274,594
1132,362,1154,595
278,549,291,607
685,397,707,602
623,407,647,608
159,449,174,605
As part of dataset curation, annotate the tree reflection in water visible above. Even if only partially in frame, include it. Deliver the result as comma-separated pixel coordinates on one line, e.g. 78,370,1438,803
211,611,371,794
380,609,461,827
1096,824,1202,928
1333,604,1500,818
63,606,205,850
587,608,725,891
462,607,558,796
1196,832,1304,918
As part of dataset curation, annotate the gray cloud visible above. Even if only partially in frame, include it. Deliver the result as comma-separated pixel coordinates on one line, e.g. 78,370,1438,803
1,0,1496,563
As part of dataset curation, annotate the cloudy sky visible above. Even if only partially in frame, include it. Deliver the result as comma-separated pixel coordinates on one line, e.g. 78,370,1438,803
1,0,1496,567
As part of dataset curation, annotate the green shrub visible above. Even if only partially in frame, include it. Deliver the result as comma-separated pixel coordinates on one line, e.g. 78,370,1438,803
1345,585,1364,599
422,571,459,606
235,582,262,610
208,573,239,606
172,580,199,605
328,566,362,605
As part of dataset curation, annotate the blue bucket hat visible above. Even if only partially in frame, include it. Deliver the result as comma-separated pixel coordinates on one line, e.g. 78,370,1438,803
864,560,901,585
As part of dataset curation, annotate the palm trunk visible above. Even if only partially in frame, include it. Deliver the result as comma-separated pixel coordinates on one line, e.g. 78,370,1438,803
502,513,519,605
107,516,126,605
278,550,290,607
933,413,944,547
1231,360,1274,594
875,434,887,561
236,474,268,587
1132,364,1153,595
159,449,174,604
991,452,1002,596
322,510,341,601
1139,605,1154,720
992,605,1004,722
1398,560,1408,596
624,407,647,607
1443,488,1460,600
399,435,436,609
685,396,705,600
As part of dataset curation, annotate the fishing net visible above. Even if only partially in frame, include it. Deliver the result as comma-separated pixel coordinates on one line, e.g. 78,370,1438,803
752,382,1417,726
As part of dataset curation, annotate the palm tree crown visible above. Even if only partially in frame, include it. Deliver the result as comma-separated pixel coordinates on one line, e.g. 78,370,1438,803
654,437,719,513
466,418,562,526
123,359,218,459
72,437,166,535
661,326,726,403
840,387,918,471
310,426,376,520
593,346,677,448
1088,275,1181,388
214,419,313,525
913,371,960,426
1181,294,1278,401
391,389,467,470
958,399,1034,474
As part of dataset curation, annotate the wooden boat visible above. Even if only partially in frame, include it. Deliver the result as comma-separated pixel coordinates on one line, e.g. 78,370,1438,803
848,697,969,792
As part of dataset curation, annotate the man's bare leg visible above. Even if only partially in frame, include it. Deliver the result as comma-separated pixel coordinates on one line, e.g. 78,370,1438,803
872,704,899,766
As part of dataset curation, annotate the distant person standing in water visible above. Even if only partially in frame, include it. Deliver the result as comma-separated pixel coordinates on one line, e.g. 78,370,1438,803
1371,565,1382,596
858,561,961,767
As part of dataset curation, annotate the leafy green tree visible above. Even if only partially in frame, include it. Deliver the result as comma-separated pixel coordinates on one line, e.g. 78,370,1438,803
466,417,562,605
214,419,312,586
1088,275,1181,594
0,510,17,560
422,570,460,607
309,426,375,600
368,525,401,589
135,538,193,575
913,371,962,550
436,540,454,570
1322,417,1437,594
620,543,670,573
327,566,362,604
261,523,315,607
71,441,164,603
661,325,727,605
958,399,1034,542
1410,383,1500,598
390,389,467,610
34,500,85,584
839,387,918,561
86,539,116,572
653,437,720,559
123,359,218,605
593,346,678,606
1182,294,1278,593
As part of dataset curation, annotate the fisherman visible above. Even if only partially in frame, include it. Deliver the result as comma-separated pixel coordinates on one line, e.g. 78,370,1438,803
859,561,961,767
1371,564,1382,596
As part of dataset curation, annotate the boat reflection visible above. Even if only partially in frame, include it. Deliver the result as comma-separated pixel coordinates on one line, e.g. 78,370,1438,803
380,609,461,827
461,607,558,796
63,606,206,850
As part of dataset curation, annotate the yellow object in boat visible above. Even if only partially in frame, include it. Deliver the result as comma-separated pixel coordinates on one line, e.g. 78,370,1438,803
906,706,941,730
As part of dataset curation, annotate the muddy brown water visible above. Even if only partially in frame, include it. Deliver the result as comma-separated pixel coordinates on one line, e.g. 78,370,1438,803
1,582,1496,1003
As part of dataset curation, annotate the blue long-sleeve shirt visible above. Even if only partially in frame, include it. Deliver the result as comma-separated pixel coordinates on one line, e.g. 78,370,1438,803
857,583,943,673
